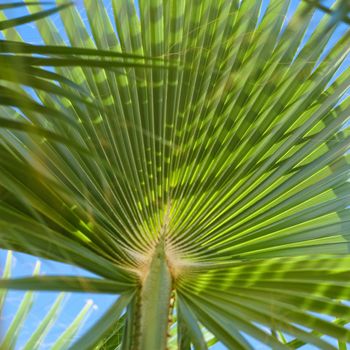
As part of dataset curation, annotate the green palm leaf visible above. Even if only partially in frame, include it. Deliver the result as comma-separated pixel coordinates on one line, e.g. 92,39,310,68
1,0,350,348
0,251,95,350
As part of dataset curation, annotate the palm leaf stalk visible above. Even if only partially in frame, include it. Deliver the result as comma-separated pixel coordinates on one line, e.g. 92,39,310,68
1,0,350,348
304,0,350,24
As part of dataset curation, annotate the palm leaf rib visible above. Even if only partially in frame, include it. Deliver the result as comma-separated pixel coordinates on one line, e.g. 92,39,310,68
1,0,350,348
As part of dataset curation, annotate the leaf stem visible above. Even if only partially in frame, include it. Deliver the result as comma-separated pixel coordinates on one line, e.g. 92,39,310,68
138,239,173,350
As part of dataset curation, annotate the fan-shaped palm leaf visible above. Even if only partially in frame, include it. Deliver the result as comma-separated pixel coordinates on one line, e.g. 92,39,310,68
0,251,94,350
1,0,350,349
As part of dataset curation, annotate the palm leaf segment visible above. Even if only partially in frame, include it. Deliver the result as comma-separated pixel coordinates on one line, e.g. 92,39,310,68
0,251,94,350
1,0,350,348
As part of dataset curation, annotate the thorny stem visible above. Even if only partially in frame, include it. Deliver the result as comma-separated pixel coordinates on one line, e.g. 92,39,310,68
137,238,173,350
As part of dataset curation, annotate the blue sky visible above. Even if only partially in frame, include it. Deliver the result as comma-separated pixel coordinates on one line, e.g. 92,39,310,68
0,0,349,349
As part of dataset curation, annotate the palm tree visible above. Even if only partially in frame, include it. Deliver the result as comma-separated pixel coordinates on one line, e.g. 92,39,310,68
1,0,350,348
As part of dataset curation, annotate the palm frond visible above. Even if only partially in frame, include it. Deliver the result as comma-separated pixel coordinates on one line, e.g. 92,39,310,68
1,0,350,348
0,251,94,350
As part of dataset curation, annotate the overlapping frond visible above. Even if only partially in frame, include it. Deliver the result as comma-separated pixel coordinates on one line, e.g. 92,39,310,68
0,251,94,350
1,0,350,348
